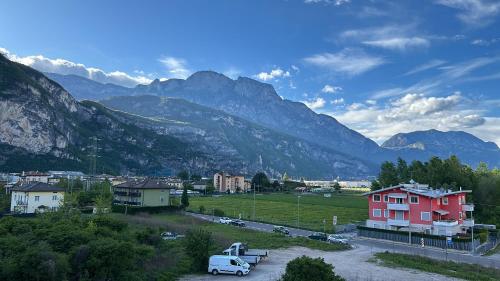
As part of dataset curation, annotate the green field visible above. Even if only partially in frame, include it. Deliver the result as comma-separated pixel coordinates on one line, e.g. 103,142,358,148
187,193,368,232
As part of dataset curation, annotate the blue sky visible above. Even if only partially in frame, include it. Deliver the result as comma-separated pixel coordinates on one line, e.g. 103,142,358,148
1,0,499,145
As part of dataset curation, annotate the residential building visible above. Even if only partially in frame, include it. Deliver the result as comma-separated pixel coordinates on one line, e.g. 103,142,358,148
20,171,50,184
10,182,65,214
166,178,184,189
363,182,474,236
213,172,246,193
113,179,175,207
192,181,207,191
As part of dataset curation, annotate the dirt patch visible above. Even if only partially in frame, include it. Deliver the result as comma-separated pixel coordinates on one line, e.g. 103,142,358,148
181,245,462,281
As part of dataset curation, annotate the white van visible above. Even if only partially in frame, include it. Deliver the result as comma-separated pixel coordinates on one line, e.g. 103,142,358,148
208,255,250,277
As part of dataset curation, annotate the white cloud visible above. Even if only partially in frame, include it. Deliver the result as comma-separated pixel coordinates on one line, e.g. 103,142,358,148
158,56,190,79
304,0,350,5
404,59,447,75
302,97,326,110
331,98,345,105
1,47,152,87
436,0,500,26
327,92,498,145
321,84,343,94
366,99,377,105
363,37,430,51
255,68,291,81
303,48,385,76
223,67,242,79
471,39,490,46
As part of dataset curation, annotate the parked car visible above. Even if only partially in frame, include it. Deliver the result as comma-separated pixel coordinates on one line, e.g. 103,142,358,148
327,234,348,244
219,217,233,224
273,226,290,235
308,232,327,241
230,220,246,227
208,255,250,276
161,232,184,240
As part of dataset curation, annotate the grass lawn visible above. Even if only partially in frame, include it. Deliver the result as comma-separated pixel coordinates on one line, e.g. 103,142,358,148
372,252,500,281
187,192,368,232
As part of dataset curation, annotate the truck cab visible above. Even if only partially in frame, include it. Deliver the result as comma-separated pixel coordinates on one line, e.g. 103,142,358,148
208,255,250,277
222,242,268,265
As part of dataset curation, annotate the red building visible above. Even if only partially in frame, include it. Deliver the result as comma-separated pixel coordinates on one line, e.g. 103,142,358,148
363,182,474,236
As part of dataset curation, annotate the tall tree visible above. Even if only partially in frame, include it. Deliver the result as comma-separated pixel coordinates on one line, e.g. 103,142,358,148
251,172,270,192
378,161,399,187
181,186,189,208
177,170,189,181
396,157,410,183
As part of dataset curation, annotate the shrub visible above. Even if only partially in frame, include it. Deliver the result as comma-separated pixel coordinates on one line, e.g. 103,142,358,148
183,228,213,272
198,205,205,214
213,209,225,217
280,256,345,281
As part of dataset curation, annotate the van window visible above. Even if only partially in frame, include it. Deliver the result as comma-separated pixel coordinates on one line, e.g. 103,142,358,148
230,259,237,266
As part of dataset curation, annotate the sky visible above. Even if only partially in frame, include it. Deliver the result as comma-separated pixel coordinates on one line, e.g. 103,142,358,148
1,0,499,145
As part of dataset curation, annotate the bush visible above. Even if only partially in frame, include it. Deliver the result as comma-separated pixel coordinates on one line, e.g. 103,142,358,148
213,209,225,217
111,205,181,215
183,228,213,272
280,256,345,281
198,205,205,214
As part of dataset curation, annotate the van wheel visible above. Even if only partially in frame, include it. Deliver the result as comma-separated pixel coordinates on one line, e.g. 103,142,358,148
212,269,218,275
236,271,243,277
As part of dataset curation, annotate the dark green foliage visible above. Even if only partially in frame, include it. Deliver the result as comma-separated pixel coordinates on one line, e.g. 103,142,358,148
177,170,189,181
333,182,341,193
0,213,154,281
183,228,213,272
111,205,181,215
198,205,206,214
213,208,225,217
190,174,202,181
251,172,270,191
378,161,399,187
181,186,189,208
370,180,381,191
396,157,410,183
280,255,345,281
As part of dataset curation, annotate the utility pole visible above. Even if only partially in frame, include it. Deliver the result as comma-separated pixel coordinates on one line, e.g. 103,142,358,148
253,183,256,220
88,136,101,190
297,195,301,228
471,209,474,254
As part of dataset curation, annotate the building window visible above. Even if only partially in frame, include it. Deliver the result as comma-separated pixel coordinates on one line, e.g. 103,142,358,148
35,196,40,202
373,194,381,202
384,209,389,218
442,197,448,205
410,196,419,204
52,195,57,201
421,212,431,221
459,212,463,220
373,209,382,217
160,197,164,203
383,195,389,202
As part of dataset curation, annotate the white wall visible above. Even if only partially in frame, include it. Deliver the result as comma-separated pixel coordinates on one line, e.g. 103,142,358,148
10,191,64,213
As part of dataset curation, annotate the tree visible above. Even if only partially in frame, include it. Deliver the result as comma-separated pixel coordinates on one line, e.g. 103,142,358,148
333,182,341,193
396,157,410,183
177,170,189,181
181,186,189,208
205,181,215,194
251,172,270,192
370,180,381,191
272,180,281,191
184,229,213,272
378,161,399,187
280,256,345,281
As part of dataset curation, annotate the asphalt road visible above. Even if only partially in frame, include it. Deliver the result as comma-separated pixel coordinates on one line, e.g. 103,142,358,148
186,212,500,269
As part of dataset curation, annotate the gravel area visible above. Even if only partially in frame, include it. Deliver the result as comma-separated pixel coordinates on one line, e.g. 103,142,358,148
181,245,462,281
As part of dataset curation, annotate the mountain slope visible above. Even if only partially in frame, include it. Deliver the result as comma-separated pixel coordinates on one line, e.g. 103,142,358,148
0,54,211,175
47,71,387,164
382,129,500,167
101,95,376,178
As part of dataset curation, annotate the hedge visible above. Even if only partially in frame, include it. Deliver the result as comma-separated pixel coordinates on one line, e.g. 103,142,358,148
357,225,478,242
111,204,181,215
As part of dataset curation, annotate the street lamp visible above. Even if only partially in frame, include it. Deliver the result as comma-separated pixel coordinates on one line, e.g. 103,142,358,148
253,183,256,220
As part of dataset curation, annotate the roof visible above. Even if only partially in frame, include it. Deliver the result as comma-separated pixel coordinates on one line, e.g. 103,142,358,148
114,178,175,189
11,182,64,192
363,183,471,198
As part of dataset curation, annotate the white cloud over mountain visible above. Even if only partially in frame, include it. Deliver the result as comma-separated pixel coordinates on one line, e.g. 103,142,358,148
436,0,500,26
0,47,152,87
304,48,385,76
255,68,291,81
158,56,191,79
302,97,326,110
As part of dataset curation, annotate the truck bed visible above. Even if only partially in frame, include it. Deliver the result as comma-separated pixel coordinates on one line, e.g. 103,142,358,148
239,255,260,265
246,249,269,257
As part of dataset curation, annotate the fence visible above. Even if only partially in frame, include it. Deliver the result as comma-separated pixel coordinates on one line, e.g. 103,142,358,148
358,226,480,251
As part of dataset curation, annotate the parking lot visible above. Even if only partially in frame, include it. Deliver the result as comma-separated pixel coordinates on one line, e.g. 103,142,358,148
181,245,462,281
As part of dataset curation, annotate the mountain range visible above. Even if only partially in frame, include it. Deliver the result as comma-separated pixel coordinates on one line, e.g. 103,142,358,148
1,53,498,178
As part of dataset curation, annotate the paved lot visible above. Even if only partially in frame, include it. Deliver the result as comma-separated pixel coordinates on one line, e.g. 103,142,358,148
187,212,500,269
180,245,462,281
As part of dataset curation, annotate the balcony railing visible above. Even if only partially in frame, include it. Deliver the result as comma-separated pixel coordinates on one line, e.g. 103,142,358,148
462,219,474,227
114,191,127,196
387,203,409,211
387,219,410,227
462,204,474,212
16,200,28,206
433,220,458,227
129,192,141,197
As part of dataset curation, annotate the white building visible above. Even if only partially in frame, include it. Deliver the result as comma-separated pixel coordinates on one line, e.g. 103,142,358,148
20,171,50,184
10,182,65,214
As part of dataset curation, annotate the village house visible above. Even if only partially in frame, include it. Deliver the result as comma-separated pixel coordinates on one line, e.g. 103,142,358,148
10,182,65,214
213,172,246,193
363,181,474,236
20,171,50,184
113,178,175,207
